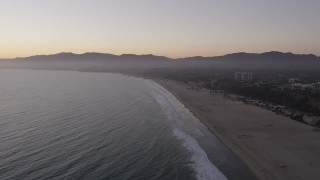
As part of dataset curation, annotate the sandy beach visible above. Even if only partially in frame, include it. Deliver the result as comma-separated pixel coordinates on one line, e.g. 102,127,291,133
155,79,320,180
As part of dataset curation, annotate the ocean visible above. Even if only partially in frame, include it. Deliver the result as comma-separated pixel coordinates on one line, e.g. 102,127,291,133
0,70,254,180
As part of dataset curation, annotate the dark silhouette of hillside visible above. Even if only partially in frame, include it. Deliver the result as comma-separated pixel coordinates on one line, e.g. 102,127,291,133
0,51,319,71
177,51,320,70
13,52,169,61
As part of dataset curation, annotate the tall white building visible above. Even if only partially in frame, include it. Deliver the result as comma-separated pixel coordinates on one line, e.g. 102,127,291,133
235,72,253,82
235,72,243,81
312,82,320,93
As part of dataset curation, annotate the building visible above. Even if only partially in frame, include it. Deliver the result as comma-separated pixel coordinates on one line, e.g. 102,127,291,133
291,82,320,92
303,115,320,125
312,82,320,93
291,83,313,91
288,78,300,84
235,72,242,81
235,72,253,82
210,80,217,88
242,73,253,82
291,83,303,90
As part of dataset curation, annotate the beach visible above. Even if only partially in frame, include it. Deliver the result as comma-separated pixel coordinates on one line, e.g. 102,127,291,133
154,79,320,180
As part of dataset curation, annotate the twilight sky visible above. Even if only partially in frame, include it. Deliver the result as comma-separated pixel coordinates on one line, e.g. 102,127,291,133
1,0,319,58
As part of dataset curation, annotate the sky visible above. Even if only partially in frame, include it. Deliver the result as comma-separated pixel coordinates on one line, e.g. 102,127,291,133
0,0,320,58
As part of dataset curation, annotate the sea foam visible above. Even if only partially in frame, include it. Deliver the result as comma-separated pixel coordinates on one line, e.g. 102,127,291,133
147,81,228,180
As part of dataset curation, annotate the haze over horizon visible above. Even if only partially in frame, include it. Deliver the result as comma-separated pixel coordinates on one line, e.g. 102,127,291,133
2,50,320,61
1,0,320,58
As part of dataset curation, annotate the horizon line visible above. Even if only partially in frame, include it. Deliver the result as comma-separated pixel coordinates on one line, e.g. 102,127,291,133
1,51,319,60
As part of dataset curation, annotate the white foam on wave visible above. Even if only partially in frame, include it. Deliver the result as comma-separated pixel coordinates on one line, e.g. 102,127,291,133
173,128,227,180
146,80,228,180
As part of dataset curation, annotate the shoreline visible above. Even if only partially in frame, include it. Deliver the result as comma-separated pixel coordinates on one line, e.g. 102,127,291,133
153,79,320,180
3,69,320,179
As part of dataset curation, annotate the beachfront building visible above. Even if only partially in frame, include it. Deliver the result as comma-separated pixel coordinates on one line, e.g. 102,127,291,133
303,115,320,125
235,72,253,82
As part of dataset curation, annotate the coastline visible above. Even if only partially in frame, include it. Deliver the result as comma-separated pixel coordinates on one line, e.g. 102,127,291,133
153,79,320,180
3,69,320,179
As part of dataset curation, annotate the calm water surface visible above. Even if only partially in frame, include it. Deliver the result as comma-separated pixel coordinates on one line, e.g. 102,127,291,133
0,70,254,180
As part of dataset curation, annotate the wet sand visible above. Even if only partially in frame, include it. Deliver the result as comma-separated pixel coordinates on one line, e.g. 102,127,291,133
155,79,320,180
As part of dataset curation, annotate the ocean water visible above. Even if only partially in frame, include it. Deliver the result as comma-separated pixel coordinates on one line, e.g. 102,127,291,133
0,70,254,180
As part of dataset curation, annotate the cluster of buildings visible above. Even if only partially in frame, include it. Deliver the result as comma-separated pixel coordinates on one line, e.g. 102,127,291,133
241,98,320,126
235,72,253,82
234,73,320,93
187,81,224,95
209,89,225,95
187,81,208,91
186,78,320,126
289,78,320,93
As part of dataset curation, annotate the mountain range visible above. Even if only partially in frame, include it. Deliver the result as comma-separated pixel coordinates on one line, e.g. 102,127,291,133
1,51,320,70
1,51,318,61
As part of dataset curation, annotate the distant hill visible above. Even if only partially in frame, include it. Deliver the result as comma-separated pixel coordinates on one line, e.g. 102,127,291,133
12,52,170,61
0,52,172,70
177,51,320,70
3,51,319,62
178,51,319,61
1,51,320,70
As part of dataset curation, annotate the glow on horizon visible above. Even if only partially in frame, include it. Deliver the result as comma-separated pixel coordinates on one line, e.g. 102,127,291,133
1,0,320,58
